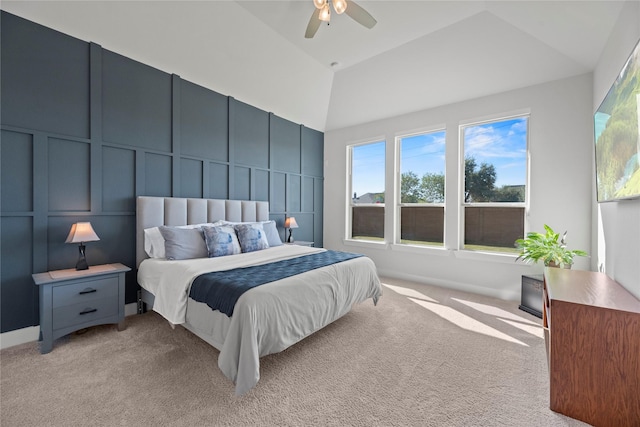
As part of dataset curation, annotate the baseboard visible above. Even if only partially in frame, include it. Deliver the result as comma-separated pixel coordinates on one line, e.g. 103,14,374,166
0,302,140,350
377,269,520,302
124,302,138,317
0,326,40,350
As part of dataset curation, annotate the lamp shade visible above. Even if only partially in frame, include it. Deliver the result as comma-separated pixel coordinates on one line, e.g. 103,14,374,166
284,217,299,229
65,222,100,244
319,3,331,21
333,0,347,14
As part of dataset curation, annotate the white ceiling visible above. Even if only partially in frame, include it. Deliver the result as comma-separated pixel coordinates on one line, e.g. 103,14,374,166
238,1,622,71
0,1,628,132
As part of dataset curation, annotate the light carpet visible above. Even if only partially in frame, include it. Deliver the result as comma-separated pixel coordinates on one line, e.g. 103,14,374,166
0,277,588,426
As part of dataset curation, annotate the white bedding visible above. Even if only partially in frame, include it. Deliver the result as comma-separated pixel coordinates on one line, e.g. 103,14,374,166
137,244,382,395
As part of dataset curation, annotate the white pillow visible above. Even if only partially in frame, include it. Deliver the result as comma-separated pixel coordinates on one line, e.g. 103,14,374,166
143,221,224,258
144,227,165,258
261,220,283,247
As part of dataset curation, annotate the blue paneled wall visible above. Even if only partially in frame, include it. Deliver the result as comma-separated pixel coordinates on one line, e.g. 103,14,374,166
0,11,324,333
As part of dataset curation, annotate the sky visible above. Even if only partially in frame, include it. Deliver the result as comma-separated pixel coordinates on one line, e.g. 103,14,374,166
351,117,528,198
352,141,385,197
463,117,528,188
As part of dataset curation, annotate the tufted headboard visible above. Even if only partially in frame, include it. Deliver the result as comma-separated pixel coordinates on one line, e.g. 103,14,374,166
136,197,270,268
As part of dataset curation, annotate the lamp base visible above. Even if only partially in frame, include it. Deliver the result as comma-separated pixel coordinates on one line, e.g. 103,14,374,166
287,229,294,243
76,244,89,270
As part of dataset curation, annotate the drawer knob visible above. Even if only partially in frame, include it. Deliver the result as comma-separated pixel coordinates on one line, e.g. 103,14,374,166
79,308,97,315
79,288,97,295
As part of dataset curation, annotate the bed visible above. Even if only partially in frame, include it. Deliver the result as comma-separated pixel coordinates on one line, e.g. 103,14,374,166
136,196,382,395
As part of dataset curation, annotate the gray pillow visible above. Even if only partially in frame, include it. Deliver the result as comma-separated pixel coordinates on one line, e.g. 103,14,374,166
261,220,283,247
159,226,208,260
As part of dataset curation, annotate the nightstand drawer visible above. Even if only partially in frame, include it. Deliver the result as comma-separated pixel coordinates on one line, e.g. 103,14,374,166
52,296,118,330
52,277,118,308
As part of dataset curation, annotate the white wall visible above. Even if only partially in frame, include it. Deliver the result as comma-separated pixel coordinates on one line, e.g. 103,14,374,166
593,0,640,299
326,9,592,132
324,73,594,301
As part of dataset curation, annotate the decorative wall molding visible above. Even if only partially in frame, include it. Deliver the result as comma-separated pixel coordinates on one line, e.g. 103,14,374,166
0,11,324,333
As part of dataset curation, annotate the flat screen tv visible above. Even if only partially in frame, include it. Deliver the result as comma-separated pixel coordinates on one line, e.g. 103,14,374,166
594,38,640,202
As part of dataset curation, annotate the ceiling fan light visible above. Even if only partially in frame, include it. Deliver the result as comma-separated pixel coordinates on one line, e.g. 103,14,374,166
333,0,347,14
319,4,331,22
313,0,326,9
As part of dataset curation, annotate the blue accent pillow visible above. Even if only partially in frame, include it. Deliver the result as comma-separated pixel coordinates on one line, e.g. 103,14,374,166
235,223,270,253
219,220,283,247
202,225,242,258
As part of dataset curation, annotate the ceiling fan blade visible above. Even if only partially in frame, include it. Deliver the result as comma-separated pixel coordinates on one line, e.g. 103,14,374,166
305,8,322,39
345,0,377,29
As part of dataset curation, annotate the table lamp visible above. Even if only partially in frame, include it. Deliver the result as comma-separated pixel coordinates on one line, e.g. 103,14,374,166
65,222,100,270
284,217,299,243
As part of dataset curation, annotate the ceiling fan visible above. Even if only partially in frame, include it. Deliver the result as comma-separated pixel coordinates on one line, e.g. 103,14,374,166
305,0,377,39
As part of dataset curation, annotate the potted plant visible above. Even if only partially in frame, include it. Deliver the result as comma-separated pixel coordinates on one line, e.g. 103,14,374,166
515,224,588,318
515,224,588,269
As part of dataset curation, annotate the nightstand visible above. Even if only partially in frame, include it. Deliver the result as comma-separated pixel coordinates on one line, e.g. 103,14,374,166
286,241,315,247
32,263,130,354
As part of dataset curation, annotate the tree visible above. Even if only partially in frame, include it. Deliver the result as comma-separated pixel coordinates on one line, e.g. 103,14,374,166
401,171,423,203
494,185,525,202
464,156,477,202
421,172,445,203
465,157,496,202
401,156,503,203
401,171,445,203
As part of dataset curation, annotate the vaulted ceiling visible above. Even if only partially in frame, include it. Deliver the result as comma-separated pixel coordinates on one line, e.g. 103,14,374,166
1,1,627,132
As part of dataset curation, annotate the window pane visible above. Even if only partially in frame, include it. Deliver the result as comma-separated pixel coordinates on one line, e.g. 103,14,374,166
351,141,385,240
400,131,445,203
463,117,527,203
398,131,445,246
464,206,524,253
352,205,384,240
400,206,444,246
462,117,527,252
352,141,385,202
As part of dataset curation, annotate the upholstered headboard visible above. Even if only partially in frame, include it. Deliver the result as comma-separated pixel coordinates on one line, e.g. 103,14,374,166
136,197,270,268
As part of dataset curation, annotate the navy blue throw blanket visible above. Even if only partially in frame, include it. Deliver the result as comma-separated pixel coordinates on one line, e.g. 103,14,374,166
189,250,364,317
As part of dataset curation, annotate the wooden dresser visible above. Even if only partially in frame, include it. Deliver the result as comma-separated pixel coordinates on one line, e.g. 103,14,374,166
543,268,640,426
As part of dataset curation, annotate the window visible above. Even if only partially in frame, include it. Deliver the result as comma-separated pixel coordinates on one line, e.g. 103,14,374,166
397,130,446,246
349,141,385,241
461,116,528,252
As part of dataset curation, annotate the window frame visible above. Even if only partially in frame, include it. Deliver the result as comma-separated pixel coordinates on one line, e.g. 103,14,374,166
394,128,447,248
346,139,387,245
342,110,532,263
458,113,530,253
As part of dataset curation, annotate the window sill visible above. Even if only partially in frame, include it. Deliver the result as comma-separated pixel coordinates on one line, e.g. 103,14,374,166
343,239,389,250
454,249,521,265
343,238,531,265
390,243,452,257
